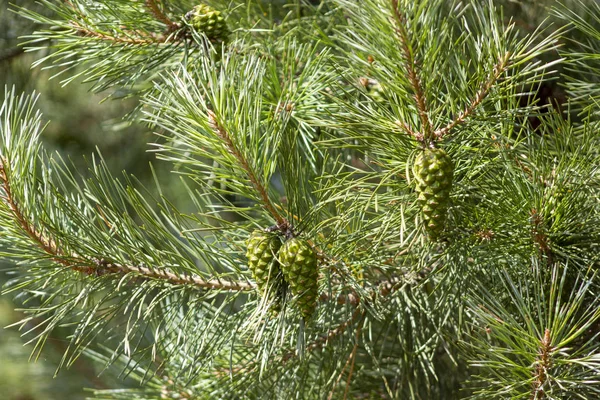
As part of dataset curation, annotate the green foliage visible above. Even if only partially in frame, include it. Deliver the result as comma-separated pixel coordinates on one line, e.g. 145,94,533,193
1,0,600,399
466,263,600,399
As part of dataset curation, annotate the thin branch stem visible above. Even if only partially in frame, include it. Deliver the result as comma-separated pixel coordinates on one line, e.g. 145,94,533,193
319,273,414,307
395,119,423,141
390,0,433,142
282,307,364,363
343,316,364,400
531,328,552,400
66,0,180,45
0,162,254,292
434,52,511,139
0,164,59,257
207,110,290,231
328,343,355,400
71,21,158,45
145,0,179,30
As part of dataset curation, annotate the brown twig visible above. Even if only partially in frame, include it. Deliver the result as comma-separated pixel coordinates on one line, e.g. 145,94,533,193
530,208,552,262
207,110,290,232
327,311,365,400
145,0,179,30
395,119,423,141
319,271,419,307
328,343,356,400
434,52,511,139
390,0,433,142
343,315,364,400
0,162,254,292
66,0,181,45
531,328,553,400
71,21,157,45
281,307,365,363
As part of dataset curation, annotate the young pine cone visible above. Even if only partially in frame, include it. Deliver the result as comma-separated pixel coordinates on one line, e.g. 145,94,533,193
279,237,319,320
246,230,284,311
413,147,454,239
184,4,230,43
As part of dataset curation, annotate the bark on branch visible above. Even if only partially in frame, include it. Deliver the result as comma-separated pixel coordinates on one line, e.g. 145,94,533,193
390,0,433,142
207,110,290,232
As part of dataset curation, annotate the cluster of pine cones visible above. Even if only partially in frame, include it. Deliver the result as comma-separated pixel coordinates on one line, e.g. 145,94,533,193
246,231,319,320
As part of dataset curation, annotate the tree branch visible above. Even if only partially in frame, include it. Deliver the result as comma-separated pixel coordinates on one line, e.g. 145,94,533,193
0,162,254,292
282,308,365,363
207,110,290,232
395,119,423,141
71,21,158,45
145,0,179,31
390,0,432,142
289,276,406,361
65,0,181,45
434,52,511,139
531,328,552,399
343,316,364,400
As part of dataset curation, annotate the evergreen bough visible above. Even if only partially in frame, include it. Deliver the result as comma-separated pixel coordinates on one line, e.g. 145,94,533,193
1,0,600,398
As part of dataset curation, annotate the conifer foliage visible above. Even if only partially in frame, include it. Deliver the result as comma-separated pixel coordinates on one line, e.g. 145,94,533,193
2,0,600,398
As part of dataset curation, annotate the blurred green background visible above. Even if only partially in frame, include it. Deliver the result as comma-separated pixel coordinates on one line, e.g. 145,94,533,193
0,0,586,398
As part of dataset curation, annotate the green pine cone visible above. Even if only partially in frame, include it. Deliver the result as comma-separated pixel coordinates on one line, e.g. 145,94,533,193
413,147,454,239
279,237,319,320
185,4,230,42
246,230,283,309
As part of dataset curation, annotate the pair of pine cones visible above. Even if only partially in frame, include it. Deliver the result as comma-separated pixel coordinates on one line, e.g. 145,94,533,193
246,232,319,320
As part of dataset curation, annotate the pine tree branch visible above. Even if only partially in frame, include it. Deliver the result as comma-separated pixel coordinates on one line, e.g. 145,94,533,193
65,1,180,45
307,309,365,354
207,110,290,232
319,271,420,307
282,308,365,363
70,21,158,45
327,312,365,400
285,276,405,362
531,328,553,400
434,52,511,139
0,162,59,259
342,317,363,400
390,0,432,142
0,162,254,292
328,341,356,400
396,119,423,141
145,0,179,31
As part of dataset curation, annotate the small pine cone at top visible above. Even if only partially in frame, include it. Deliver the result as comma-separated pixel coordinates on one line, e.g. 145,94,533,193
246,230,283,309
413,147,454,239
184,4,230,42
279,237,319,320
